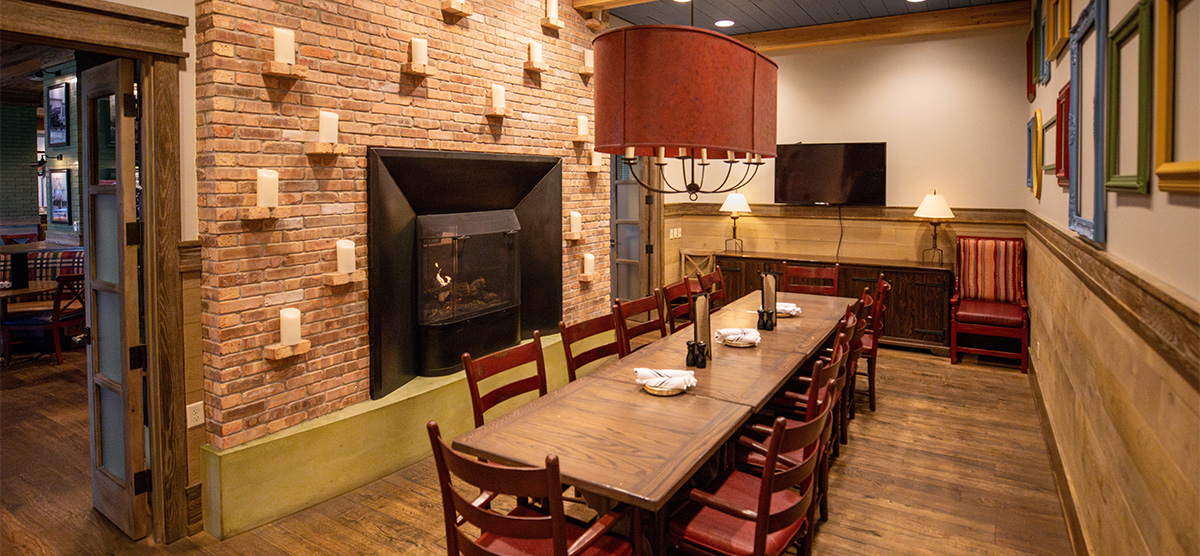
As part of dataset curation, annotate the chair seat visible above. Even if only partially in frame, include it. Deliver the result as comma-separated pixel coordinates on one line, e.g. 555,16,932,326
861,333,876,352
955,299,1025,328
479,506,633,556
669,471,806,556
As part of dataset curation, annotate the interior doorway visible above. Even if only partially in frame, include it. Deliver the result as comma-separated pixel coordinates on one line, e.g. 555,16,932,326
2,0,189,542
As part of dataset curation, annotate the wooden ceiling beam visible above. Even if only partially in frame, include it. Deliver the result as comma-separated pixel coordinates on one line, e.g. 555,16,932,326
572,0,651,13
734,1,1029,52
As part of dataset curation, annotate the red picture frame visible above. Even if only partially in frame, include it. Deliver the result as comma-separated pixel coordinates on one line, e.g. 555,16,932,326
1027,29,1036,102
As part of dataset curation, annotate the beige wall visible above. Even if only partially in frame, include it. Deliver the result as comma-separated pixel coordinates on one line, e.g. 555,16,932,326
106,0,198,241
663,26,1030,211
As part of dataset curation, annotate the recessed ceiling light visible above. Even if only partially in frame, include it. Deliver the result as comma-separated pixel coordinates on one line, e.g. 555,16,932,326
714,19,735,27
907,0,926,3
673,0,690,3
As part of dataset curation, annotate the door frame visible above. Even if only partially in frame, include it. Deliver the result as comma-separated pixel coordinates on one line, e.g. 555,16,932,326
1,0,189,543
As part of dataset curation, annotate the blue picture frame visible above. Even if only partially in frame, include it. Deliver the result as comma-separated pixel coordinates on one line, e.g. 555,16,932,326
1068,0,1108,243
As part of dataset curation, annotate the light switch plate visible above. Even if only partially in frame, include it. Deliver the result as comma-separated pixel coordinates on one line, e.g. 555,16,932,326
186,402,204,429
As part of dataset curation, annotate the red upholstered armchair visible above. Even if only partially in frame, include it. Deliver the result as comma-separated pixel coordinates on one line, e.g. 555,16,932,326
950,236,1029,372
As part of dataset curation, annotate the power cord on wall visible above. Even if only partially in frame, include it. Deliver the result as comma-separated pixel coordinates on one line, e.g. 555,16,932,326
836,204,844,259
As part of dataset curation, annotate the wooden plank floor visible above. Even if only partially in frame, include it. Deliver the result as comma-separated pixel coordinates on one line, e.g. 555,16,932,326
1,347,1071,555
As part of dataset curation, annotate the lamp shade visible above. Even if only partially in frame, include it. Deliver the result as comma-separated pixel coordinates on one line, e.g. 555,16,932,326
914,192,955,220
593,25,777,159
719,193,751,214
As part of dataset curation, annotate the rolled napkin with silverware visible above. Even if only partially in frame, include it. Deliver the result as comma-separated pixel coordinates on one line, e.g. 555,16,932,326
714,328,762,345
634,368,697,390
776,302,802,317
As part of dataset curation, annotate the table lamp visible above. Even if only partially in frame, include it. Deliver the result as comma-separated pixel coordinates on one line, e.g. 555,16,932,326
720,193,751,254
914,190,955,264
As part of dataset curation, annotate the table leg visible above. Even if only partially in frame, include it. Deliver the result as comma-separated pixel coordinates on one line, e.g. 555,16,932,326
10,253,29,290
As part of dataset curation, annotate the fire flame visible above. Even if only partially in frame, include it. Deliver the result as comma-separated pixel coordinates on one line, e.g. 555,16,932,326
434,263,452,287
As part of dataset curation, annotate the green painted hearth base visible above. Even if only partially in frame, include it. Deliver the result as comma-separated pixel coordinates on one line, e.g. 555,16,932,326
202,332,604,539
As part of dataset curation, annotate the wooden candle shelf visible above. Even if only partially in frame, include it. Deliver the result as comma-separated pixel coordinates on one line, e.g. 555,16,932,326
523,61,549,73
265,339,311,360
305,143,349,155
572,135,589,144
585,17,607,31
564,231,583,241
441,0,472,16
541,17,564,30
324,270,366,286
262,62,308,79
579,273,595,283
579,67,594,77
240,206,289,220
402,62,437,77
586,164,602,173
486,108,506,118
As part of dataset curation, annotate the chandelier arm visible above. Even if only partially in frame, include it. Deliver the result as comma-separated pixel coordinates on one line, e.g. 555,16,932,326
623,160,685,194
710,162,761,194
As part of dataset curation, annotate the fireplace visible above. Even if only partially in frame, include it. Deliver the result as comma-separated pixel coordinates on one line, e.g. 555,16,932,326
416,210,521,375
368,148,562,397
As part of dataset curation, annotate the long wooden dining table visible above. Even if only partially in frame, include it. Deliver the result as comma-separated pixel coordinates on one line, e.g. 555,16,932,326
451,291,853,523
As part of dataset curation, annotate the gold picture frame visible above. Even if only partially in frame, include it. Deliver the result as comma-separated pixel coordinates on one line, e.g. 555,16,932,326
1047,0,1071,59
1155,0,1200,192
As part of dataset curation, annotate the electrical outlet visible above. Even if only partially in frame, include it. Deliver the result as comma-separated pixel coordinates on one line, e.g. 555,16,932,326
186,402,204,429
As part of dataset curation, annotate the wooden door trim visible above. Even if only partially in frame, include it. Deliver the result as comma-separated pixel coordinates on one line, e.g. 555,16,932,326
2,0,189,544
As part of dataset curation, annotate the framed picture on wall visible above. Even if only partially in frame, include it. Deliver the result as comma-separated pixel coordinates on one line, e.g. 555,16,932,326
50,169,70,224
47,83,69,147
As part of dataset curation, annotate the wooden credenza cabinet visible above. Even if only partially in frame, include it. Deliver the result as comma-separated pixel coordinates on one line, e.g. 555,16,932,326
712,252,954,354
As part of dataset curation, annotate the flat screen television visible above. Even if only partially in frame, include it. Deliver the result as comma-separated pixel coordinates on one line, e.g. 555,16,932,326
774,142,886,206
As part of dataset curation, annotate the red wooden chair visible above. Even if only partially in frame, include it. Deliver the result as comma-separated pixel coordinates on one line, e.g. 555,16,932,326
951,237,1029,372
1,233,39,245
1,273,85,364
661,279,695,333
613,290,668,357
426,421,637,556
779,263,839,296
858,275,891,411
667,394,831,556
461,331,548,428
697,267,728,312
559,312,621,382
842,293,871,424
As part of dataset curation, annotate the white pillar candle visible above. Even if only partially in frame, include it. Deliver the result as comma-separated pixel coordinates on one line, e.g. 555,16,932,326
677,147,686,158
529,41,543,64
624,146,635,159
584,49,594,71
547,0,558,20
411,38,428,65
256,169,279,208
576,115,588,137
280,308,301,346
491,84,505,111
569,211,582,233
591,150,602,167
336,239,355,274
318,111,338,143
656,147,665,164
273,28,295,65
754,154,763,164
583,253,595,275
726,150,735,162
700,148,708,164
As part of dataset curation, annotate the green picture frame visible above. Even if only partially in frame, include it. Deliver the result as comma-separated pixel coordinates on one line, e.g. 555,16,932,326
1105,0,1152,193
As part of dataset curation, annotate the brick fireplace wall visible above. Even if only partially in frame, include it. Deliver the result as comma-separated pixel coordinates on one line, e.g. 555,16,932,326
195,0,609,449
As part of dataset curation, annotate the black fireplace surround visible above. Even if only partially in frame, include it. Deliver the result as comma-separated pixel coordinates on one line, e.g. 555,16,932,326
368,148,563,399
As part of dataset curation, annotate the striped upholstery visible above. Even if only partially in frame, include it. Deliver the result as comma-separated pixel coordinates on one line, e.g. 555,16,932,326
956,237,1024,303
0,250,85,302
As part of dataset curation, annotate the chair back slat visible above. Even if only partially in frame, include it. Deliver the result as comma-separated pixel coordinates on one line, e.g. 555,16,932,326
614,290,668,356
753,394,831,552
55,274,86,322
559,313,620,382
697,267,728,311
462,331,547,427
427,422,570,556
956,236,1025,303
661,279,694,333
779,263,839,296
869,275,891,340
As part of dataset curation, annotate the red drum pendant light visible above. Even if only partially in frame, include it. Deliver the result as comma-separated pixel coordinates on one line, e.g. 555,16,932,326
593,25,778,199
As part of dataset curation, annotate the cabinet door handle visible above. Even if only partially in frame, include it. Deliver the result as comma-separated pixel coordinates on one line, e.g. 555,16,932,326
914,328,946,338
851,277,877,283
724,267,741,273
915,281,947,289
